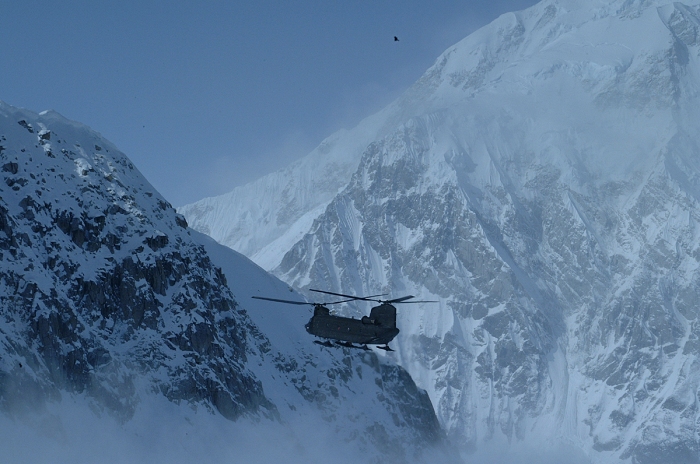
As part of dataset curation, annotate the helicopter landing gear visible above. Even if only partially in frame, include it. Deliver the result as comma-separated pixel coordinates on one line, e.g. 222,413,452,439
336,341,358,349
377,345,394,352
314,340,334,348
335,341,371,351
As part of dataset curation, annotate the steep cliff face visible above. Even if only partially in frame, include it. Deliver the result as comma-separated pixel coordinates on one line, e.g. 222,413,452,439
0,102,454,463
0,103,268,421
185,1,700,462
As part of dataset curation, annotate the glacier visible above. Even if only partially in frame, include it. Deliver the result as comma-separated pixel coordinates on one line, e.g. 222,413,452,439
0,102,457,463
182,0,700,462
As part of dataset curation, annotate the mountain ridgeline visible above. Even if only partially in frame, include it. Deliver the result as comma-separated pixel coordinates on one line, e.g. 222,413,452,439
182,1,700,462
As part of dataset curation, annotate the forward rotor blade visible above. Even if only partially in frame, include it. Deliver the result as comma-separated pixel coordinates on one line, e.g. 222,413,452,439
309,289,382,302
252,296,357,306
251,296,310,305
309,288,390,302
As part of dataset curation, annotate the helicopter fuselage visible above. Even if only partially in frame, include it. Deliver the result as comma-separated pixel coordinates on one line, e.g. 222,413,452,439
304,304,400,346
252,289,435,350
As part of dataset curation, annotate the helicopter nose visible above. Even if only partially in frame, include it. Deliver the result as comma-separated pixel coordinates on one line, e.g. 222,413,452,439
305,323,311,333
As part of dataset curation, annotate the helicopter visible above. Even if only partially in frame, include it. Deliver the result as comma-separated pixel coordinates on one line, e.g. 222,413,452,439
252,289,436,351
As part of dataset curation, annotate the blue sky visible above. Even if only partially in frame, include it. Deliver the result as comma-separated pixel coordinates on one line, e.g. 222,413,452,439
1,0,537,206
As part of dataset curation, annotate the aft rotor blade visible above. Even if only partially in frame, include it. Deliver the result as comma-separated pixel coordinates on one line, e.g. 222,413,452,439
393,300,439,304
386,295,415,303
252,296,310,305
324,298,363,305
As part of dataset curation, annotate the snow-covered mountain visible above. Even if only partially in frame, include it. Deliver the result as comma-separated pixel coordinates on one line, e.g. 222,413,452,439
182,0,700,462
0,102,457,463
178,120,373,270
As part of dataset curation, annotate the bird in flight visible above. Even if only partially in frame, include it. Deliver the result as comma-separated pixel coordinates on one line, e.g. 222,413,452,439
394,36,399,41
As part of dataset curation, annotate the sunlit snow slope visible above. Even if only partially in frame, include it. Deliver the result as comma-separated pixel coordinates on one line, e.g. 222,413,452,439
184,0,700,462
0,102,456,463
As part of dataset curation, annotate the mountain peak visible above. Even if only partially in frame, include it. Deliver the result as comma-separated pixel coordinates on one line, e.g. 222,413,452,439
183,1,700,461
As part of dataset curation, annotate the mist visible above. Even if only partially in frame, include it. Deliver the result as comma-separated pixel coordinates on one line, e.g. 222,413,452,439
0,395,348,463
0,391,597,464
0,391,462,464
462,437,593,464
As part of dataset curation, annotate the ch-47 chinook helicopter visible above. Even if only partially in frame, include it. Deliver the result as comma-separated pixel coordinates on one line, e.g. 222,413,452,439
252,289,436,351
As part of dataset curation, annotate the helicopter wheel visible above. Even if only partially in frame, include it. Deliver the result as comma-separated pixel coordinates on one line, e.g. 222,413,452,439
336,341,356,349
